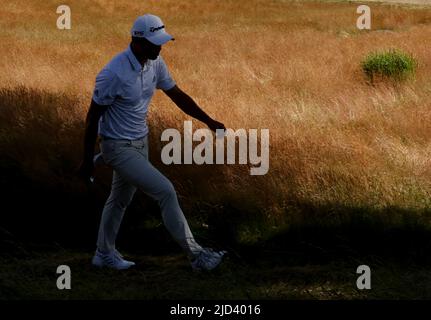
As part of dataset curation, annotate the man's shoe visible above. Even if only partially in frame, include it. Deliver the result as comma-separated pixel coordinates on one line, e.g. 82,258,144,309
92,249,135,270
191,248,227,271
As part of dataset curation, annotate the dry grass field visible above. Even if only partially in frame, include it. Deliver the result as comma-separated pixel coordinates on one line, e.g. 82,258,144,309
1,0,431,299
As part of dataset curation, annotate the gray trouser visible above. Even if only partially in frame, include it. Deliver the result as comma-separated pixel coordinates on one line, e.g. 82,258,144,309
96,135,202,258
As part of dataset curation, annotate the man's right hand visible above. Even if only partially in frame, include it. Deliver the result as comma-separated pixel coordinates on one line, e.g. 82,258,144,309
79,99,108,184
77,159,95,184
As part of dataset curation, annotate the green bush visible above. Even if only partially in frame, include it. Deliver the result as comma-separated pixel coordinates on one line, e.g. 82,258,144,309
361,49,417,83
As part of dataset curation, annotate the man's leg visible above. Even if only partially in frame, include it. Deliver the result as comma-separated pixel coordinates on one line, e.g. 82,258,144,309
96,170,137,252
108,139,203,258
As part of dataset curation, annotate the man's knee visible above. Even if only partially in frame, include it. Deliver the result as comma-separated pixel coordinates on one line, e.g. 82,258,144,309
106,190,135,210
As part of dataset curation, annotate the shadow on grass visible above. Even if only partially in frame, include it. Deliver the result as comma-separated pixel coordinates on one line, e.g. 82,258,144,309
200,200,431,266
1,86,431,267
2,87,431,300
0,86,229,254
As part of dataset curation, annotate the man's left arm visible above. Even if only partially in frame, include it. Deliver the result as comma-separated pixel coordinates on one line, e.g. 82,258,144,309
163,85,226,132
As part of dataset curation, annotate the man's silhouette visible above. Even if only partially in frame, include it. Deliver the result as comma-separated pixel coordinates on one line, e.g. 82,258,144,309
78,14,226,271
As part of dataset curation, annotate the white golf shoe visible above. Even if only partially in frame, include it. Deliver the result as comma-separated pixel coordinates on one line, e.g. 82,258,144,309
92,249,135,270
191,248,227,271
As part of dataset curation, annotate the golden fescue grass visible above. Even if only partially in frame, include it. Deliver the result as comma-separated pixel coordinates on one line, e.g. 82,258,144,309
1,0,431,229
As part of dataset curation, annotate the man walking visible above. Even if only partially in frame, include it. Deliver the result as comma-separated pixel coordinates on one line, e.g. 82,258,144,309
78,14,226,271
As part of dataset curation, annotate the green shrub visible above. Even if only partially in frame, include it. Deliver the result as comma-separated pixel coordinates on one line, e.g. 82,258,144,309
361,49,417,83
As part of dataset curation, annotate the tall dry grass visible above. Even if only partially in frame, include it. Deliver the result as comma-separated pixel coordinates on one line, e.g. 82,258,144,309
1,0,431,237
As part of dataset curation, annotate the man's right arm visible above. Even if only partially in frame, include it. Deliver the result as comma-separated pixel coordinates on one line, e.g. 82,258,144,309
78,99,108,181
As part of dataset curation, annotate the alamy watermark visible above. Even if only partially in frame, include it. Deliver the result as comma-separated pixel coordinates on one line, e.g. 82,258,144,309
56,265,71,290
56,5,71,30
160,121,269,175
357,5,371,30
356,265,371,290
55,5,371,31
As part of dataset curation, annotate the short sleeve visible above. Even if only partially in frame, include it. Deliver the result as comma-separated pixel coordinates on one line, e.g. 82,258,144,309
92,68,120,105
156,56,176,90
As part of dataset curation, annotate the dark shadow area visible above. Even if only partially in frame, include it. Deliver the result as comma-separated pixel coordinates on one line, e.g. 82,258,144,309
0,86,233,255
1,86,431,268
189,200,431,267
247,204,431,266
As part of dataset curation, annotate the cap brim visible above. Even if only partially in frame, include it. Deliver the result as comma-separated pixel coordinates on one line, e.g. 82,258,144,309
146,32,175,45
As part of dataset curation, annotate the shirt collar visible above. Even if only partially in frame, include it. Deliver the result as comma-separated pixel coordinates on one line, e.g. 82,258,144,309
126,45,143,71
126,45,154,72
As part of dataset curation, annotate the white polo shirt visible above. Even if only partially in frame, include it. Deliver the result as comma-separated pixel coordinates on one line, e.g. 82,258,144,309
92,45,176,140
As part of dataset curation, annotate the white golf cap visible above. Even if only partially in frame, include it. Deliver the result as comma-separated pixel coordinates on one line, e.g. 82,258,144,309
130,14,174,45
